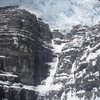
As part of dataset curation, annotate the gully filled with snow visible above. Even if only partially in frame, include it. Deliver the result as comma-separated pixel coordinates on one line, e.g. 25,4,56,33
36,39,66,99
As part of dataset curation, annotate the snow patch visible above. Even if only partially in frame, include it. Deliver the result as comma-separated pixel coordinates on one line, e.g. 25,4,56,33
36,39,66,94
52,39,66,53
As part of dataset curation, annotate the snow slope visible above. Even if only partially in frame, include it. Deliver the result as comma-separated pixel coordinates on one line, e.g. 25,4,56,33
36,39,64,94
0,0,100,32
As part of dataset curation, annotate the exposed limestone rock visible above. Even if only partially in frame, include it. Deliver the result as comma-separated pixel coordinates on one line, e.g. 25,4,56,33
0,6,53,100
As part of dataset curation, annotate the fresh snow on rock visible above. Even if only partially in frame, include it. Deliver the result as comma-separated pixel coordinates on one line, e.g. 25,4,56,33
36,39,65,94
52,39,66,53
36,56,62,94
0,72,18,77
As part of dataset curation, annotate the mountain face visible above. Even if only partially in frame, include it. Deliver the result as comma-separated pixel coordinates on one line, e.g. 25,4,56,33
0,6,53,100
36,24,100,100
0,0,100,32
1,6,100,100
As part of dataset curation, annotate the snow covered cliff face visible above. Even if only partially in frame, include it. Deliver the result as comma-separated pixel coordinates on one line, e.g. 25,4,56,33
36,24,100,100
0,0,100,32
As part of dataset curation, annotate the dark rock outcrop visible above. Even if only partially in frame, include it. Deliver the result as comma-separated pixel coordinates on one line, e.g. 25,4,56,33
52,29,65,39
0,6,53,100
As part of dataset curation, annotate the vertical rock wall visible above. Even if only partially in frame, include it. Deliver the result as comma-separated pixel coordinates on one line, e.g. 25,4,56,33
0,6,53,100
